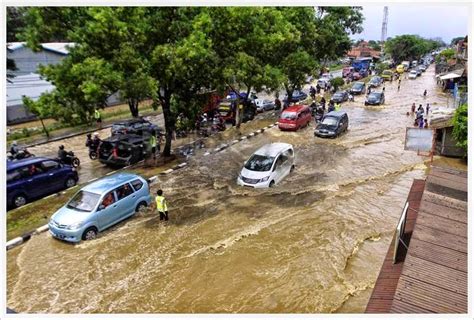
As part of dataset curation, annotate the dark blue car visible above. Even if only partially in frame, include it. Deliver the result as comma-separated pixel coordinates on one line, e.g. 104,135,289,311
7,157,79,209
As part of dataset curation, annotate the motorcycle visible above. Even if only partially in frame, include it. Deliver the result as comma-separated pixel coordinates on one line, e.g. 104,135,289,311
89,149,98,160
58,151,81,168
7,149,35,161
211,122,226,133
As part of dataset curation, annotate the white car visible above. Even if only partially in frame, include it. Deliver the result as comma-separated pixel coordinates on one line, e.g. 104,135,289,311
237,143,295,188
408,70,418,79
317,78,330,89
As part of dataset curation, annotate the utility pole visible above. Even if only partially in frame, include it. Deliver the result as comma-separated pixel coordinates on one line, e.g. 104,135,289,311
381,6,388,54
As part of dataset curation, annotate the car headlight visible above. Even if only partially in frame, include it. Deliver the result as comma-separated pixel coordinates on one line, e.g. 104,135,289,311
65,222,84,230
259,176,270,183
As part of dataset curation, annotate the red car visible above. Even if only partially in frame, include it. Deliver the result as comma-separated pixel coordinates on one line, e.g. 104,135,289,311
278,105,312,131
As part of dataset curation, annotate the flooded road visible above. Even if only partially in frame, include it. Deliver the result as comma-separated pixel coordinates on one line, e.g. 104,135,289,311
8,66,446,313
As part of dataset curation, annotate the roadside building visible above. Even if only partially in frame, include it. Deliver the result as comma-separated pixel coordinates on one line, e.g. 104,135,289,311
346,41,381,60
7,42,74,76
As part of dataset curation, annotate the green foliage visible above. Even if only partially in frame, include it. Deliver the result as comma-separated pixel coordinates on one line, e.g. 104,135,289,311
330,77,345,91
439,48,456,60
375,62,390,74
384,35,441,63
368,40,381,51
451,36,465,46
452,104,467,154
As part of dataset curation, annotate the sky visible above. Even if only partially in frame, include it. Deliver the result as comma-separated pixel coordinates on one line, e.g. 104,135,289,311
352,5,470,43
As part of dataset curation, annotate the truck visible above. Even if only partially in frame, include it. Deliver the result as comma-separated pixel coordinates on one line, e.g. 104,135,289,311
401,61,410,71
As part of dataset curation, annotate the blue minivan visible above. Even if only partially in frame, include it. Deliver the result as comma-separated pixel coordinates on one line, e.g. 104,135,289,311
7,157,78,209
49,173,152,243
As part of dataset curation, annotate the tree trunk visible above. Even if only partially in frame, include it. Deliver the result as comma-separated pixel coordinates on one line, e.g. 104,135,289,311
160,90,174,157
39,117,49,139
128,98,139,118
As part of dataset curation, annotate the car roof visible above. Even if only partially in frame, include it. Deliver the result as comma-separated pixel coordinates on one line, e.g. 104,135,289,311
114,118,148,125
325,110,347,118
103,134,144,142
333,91,345,95
369,91,383,95
353,82,364,85
254,143,293,157
283,105,308,112
7,157,51,170
81,172,143,194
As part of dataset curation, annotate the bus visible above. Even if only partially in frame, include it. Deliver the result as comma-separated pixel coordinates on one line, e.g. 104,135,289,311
351,57,372,72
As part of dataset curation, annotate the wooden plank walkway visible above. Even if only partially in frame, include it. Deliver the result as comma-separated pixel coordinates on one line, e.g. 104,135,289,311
390,166,467,313
365,179,425,313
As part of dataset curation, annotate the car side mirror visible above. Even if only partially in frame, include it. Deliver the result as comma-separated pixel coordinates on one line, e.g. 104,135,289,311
98,204,105,211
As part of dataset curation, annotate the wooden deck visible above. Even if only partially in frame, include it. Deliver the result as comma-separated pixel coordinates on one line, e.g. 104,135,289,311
390,166,467,313
365,179,426,313
366,165,468,314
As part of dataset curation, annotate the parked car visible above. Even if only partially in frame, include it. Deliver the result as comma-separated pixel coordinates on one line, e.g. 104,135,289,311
237,143,295,188
411,60,418,67
49,173,152,243
381,70,394,81
283,90,308,103
352,68,368,80
278,105,312,131
418,64,427,72
396,64,405,74
111,118,160,136
255,99,275,112
98,134,146,167
368,76,383,88
342,66,355,78
365,92,385,106
408,70,418,79
7,157,78,209
317,78,330,89
331,91,349,103
314,111,349,138
350,81,366,95
415,67,422,76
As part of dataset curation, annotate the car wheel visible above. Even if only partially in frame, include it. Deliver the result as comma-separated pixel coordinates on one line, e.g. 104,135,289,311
269,180,275,188
72,158,80,167
13,194,27,208
82,227,98,241
291,165,295,172
136,201,148,213
65,177,77,188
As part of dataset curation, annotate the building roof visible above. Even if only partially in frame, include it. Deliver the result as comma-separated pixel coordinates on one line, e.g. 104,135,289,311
6,73,55,107
7,42,75,55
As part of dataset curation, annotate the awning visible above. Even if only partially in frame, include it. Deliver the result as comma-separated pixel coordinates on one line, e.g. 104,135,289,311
440,73,462,80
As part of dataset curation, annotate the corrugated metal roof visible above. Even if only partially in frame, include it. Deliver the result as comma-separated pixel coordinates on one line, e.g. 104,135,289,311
7,42,75,55
6,73,55,107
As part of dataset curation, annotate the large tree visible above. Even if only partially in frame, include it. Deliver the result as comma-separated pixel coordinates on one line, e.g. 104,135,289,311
384,35,441,63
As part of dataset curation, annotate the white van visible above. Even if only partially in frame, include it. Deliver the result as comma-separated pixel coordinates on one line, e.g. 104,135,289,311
412,60,418,67
237,143,295,188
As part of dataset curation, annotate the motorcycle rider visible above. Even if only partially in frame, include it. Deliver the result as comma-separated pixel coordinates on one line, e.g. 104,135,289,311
328,100,335,113
10,141,20,157
309,100,318,115
58,145,69,162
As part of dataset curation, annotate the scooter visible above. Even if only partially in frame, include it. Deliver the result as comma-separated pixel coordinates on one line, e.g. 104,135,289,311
7,149,35,161
58,151,81,168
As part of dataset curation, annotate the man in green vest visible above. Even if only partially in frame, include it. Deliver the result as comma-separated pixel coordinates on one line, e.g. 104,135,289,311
94,108,102,129
155,189,168,221
149,130,157,160
335,102,341,111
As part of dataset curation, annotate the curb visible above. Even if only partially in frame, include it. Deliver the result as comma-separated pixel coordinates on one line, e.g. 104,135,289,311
6,122,275,250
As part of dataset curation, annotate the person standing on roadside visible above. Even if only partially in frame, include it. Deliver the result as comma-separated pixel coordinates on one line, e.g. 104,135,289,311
411,102,416,114
426,103,430,114
149,130,157,160
155,189,169,222
423,89,427,98
94,108,102,129
274,96,282,110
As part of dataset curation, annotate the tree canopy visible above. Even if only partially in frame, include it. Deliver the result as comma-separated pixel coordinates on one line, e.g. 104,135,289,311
384,35,442,63
18,6,364,155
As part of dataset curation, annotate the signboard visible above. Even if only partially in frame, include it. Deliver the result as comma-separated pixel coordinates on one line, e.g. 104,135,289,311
393,201,409,264
405,127,435,153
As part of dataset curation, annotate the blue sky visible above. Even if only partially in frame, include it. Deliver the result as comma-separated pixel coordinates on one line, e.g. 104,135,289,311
351,5,470,43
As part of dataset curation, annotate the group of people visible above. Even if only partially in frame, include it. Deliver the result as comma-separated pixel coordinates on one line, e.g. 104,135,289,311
411,102,430,128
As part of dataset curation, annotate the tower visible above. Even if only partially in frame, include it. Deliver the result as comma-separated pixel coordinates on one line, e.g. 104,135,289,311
381,6,388,44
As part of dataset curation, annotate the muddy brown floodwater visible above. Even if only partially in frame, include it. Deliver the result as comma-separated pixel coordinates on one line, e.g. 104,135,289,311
8,66,447,313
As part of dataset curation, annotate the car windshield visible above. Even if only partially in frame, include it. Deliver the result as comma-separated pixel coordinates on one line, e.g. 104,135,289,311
410,70,417,74
333,93,343,97
322,116,338,126
244,154,275,172
280,112,297,120
382,71,391,75
353,83,364,89
368,93,381,99
67,191,101,212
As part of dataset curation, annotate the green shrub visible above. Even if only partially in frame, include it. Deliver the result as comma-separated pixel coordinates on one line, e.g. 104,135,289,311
330,77,345,91
452,104,467,154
